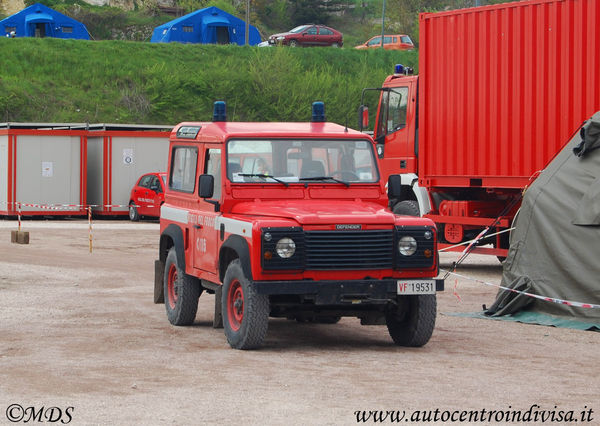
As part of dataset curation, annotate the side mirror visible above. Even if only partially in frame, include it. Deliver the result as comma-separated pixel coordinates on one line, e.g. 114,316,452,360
357,105,369,131
198,174,214,199
387,175,403,199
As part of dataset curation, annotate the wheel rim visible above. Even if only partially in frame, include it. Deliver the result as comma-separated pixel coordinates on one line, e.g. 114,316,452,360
129,205,135,220
227,279,244,331
167,263,178,309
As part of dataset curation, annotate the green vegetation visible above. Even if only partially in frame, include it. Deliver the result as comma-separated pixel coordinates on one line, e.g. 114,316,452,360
0,38,417,125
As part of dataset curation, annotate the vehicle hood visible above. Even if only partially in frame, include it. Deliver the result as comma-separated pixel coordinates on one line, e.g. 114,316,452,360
230,200,396,225
269,32,292,39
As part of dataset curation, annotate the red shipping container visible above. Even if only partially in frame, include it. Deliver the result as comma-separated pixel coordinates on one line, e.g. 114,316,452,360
418,0,600,190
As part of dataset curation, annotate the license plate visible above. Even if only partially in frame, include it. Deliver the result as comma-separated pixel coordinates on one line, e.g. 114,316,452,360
397,280,436,295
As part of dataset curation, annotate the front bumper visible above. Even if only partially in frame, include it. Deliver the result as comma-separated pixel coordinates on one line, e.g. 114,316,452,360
252,279,444,305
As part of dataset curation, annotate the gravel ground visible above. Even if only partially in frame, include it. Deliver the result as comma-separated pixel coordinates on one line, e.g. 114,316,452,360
0,219,597,425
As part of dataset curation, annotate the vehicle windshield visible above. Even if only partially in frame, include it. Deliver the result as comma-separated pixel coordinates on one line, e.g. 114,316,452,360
289,25,309,33
227,139,379,184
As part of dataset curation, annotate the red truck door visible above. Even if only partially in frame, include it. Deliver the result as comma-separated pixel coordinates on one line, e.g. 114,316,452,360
375,80,418,177
193,147,222,274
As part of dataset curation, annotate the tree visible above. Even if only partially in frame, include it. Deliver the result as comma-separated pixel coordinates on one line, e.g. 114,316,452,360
288,0,346,25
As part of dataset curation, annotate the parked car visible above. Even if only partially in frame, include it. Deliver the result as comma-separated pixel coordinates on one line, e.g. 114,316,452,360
355,34,414,50
268,24,343,47
129,172,167,221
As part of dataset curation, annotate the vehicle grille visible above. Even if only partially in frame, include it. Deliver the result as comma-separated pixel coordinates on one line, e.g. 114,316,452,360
304,230,394,270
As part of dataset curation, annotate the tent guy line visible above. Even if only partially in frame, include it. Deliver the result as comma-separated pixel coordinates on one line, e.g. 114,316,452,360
443,269,600,310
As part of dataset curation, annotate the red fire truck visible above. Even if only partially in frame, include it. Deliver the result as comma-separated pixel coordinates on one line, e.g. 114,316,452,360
154,102,444,349
360,0,600,259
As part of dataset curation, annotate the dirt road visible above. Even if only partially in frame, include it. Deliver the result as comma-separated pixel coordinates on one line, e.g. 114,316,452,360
0,220,597,425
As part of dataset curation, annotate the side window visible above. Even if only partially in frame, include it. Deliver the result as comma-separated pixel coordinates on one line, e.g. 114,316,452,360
384,36,393,44
320,28,333,35
139,175,153,188
307,27,317,35
388,88,409,132
368,37,381,46
205,148,222,200
401,35,413,45
377,88,409,135
150,176,161,192
169,146,198,192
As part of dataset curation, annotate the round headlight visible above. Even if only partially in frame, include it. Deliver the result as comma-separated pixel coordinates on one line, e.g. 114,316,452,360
424,230,433,240
398,236,417,256
263,232,272,242
276,238,296,258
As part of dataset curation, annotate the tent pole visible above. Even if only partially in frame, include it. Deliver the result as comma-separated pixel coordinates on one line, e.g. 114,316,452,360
245,0,250,45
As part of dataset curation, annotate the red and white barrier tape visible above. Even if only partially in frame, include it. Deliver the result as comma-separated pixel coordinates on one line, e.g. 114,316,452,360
443,269,600,309
2,202,151,210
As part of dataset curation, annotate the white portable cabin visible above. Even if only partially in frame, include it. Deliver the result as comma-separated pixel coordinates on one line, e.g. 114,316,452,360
0,123,88,216
86,124,171,215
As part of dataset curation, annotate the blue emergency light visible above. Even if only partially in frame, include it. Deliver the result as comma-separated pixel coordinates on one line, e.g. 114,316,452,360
311,101,325,122
213,101,227,122
394,64,414,75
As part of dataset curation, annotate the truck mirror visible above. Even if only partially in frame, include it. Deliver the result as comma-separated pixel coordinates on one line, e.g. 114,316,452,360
198,174,214,199
387,175,403,199
358,105,369,131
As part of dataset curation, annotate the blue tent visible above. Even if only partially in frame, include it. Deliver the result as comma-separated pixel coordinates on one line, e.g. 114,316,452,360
151,6,260,45
0,3,89,39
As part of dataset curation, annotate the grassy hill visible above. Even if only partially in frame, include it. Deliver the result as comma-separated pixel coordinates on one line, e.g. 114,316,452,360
0,37,417,126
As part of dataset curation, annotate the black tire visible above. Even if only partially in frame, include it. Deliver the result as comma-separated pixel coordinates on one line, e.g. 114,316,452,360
128,202,140,222
331,42,340,48
386,294,436,347
164,247,201,325
393,200,420,216
222,259,269,350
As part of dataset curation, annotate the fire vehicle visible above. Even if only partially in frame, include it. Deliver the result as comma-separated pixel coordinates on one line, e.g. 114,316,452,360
154,101,444,349
359,0,600,259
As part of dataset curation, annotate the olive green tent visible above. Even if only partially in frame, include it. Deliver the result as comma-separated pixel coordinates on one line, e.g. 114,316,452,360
485,111,600,329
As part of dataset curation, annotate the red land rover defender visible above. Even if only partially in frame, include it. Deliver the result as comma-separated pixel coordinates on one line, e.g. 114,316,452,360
154,102,444,349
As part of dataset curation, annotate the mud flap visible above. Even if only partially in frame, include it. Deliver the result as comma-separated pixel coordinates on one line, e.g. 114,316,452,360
154,259,165,304
213,285,223,328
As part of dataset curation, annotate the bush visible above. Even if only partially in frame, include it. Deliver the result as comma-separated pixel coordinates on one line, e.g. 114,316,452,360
0,38,417,125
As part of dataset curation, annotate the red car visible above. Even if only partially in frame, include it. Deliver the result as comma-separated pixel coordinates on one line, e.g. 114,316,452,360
129,172,167,221
268,24,343,47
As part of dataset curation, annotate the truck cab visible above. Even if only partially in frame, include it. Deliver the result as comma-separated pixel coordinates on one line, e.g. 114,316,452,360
155,102,443,349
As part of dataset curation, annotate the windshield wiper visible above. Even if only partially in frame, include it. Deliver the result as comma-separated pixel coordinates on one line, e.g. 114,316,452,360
236,173,289,187
299,176,350,187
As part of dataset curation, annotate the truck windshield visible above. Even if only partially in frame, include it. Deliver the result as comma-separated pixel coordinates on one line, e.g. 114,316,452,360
227,139,379,184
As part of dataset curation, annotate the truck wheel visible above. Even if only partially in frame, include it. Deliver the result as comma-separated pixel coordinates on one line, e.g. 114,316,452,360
164,247,201,325
393,200,420,216
386,295,436,347
222,259,269,350
129,202,140,221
